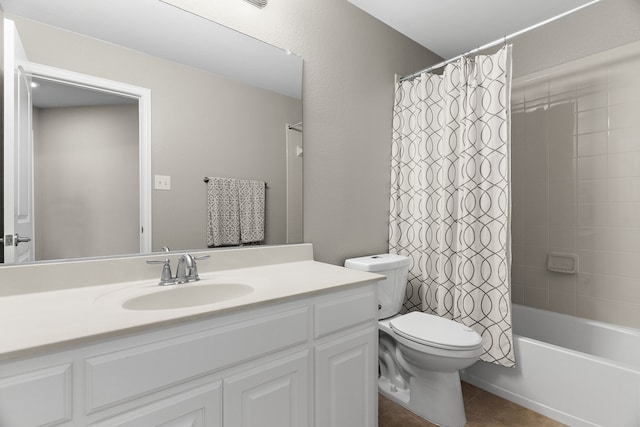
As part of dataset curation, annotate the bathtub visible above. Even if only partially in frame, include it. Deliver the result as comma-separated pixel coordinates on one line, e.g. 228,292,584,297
461,304,640,427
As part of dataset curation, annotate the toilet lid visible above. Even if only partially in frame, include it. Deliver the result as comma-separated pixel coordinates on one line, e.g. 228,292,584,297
390,312,482,350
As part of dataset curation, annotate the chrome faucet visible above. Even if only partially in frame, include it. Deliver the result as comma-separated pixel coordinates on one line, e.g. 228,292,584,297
176,254,210,284
147,253,210,286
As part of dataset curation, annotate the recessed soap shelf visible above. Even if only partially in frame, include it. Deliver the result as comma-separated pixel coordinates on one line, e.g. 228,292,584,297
547,252,578,274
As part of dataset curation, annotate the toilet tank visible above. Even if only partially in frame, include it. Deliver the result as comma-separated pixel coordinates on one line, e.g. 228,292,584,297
344,254,410,320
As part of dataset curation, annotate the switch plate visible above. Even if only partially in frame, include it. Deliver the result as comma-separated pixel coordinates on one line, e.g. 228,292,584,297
154,175,171,191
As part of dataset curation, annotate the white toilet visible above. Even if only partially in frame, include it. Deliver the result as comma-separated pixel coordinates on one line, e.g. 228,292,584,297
345,254,483,427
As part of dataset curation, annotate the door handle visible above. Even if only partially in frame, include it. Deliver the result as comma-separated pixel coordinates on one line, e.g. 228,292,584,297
15,234,31,246
5,234,31,246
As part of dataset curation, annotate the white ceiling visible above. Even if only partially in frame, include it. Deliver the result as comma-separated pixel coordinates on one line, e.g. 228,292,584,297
347,0,600,59
0,0,302,99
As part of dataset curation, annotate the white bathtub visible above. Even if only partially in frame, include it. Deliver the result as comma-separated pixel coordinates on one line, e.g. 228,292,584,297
461,304,640,427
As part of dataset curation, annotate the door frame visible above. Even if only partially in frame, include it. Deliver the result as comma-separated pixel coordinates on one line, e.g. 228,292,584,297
26,62,152,254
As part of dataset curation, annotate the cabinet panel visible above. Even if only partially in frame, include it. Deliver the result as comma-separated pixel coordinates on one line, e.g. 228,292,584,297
315,327,377,427
86,307,308,412
314,289,376,339
90,381,221,427
0,363,72,426
224,351,309,427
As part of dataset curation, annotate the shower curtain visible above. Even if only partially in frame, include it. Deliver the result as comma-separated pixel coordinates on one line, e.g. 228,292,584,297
389,45,515,367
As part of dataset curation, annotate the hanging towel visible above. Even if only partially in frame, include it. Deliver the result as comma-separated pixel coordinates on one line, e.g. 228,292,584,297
206,177,240,247
238,179,265,244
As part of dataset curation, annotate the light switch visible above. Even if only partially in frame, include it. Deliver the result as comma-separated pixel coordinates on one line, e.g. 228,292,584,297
154,175,171,191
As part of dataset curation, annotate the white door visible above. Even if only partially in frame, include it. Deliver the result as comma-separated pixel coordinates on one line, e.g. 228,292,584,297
3,19,34,263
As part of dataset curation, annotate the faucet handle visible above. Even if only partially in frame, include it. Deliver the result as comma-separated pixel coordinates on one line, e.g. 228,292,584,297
146,258,174,285
191,254,210,281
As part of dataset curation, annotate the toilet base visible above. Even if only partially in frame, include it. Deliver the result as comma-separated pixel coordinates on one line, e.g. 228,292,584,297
379,370,467,427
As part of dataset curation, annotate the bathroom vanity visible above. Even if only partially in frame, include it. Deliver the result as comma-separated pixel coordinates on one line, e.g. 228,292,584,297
0,244,381,426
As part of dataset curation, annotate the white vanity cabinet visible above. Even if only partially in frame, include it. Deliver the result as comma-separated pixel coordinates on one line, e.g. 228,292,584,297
0,283,377,427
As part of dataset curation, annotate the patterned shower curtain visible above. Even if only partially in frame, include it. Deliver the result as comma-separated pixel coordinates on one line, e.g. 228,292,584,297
389,45,515,367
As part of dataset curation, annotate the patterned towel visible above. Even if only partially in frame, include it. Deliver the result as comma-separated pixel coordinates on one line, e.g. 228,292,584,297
238,179,265,244
206,177,240,247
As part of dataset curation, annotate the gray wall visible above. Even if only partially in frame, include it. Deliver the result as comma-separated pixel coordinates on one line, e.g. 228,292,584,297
164,0,442,265
12,16,302,252
33,105,139,260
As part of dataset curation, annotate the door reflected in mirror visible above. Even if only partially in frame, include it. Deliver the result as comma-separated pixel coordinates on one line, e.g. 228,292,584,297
0,0,303,265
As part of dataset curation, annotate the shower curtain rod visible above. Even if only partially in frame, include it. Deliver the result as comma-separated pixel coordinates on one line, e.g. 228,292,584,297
399,0,601,82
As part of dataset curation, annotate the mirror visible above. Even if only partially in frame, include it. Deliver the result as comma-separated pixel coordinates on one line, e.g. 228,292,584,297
0,0,303,265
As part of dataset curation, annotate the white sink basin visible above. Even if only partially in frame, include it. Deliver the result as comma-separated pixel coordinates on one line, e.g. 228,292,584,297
122,283,254,310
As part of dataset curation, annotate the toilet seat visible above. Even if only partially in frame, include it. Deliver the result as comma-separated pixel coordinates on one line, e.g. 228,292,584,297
390,312,482,351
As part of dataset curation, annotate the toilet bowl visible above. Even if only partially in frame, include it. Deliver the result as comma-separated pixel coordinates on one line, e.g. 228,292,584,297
345,254,484,427
379,313,483,426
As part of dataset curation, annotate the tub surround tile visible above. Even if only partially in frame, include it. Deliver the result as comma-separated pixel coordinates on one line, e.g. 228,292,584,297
605,252,640,278
608,128,640,154
579,273,640,305
549,226,577,251
524,287,549,310
511,264,525,287
577,179,607,204
577,131,607,157
524,267,549,289
577,250,611,275
578,204,608,227
607,152,640,178
511,285,524,305
578,108,608,134
609,102,640,130
577,155,608,180
523,225,549,248
512,244,525,267
549,290,577,315
576,294,608,322
549,273,577,294
549,198,577,226
524,183,549,225
523,245,548,268
513,40,640,330
607,203,640,227
607,177,640,202
607,300,640,329
609,80,640,104
577,88,608,111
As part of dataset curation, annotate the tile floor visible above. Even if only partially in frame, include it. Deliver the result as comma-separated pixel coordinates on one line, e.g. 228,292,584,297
378,382,567,427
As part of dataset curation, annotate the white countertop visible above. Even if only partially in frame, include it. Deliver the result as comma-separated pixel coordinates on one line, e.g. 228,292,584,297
0,260,382,362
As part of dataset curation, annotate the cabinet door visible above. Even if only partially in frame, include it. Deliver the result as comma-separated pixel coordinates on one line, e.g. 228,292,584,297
0,363,72,426
224,351,310,427
90,382,221,427
315,326,377,427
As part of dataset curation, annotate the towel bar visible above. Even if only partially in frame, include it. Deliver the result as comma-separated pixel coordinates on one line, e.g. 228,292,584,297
203,177,268,188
